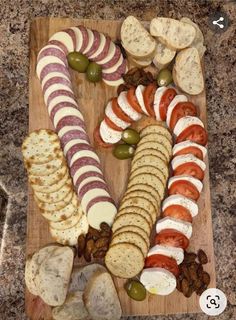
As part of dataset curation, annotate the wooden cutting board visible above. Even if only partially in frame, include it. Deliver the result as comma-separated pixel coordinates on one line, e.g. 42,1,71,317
26,17,216,319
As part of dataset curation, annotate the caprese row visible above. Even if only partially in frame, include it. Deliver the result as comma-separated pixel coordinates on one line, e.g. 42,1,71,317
36,27,121,230
95,85,208,147
37,26,126,86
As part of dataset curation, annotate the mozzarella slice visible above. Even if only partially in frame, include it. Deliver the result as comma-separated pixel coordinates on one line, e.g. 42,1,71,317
147,244,184,265
89,33,106,59
102,54,123,74
105,101,130,129
70,150,100,167
171,154,206,171
166,95,188,127
64,139,90,156
78,176,105,193
118,91,142,121
99,120,122,143
140,267,176,296
53,107,84,128
168,175,203,193
58,125,86,138
44,84,73,105
41,71,70,89
82,29,94,54
156,217,192,239
173,141,207,158
72,165,102,186
48,96,79,116
174,116,204,137
49,31,74,52
102,77,124,87
153,86,168,120
96,41,116,64
135,85,148,115
69,27,83,52
36,56,65,79
162,195,198,217
81,188,110,211
87,201,117,230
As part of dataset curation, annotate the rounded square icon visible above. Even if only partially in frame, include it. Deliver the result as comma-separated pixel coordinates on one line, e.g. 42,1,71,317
199,288,227,316
208,11,230,33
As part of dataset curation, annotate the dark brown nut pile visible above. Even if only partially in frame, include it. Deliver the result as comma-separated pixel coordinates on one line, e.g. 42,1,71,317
77,222,112,262
177,249,210,297
117,68,155,95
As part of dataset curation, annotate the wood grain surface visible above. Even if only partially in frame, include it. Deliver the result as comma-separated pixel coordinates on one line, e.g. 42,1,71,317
26,17,216,319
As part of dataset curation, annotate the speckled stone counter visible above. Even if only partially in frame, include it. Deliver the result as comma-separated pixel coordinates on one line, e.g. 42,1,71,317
0,1,235,319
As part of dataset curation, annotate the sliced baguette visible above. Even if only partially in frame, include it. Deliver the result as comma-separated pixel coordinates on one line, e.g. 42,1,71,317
121,16,156,58
153,41,176,69
128,54,153,67
83,270,122,320
173,47,204,95
150,17,196,50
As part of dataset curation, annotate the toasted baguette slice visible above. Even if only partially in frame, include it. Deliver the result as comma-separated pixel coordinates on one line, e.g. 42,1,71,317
173,47,204,95
36,246,74,306
52,291,90,320
150,17,196,50
83,270,122,320
128,54,153,67
121,16,156,58
153,41,176,69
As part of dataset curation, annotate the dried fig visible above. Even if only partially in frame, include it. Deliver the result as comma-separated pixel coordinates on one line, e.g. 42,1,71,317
202,272,210,285
196,284,208,296
95,237,110,249
181,278,190,296
180,264,191,281
100,222,111,232
93,249,107,259
77,234,86,257
198,249,208,264
87,226,100,240
189,264,198,281
100,230,112,238
117,84,127,95
184,252,197,264
176,278,182,292
193,279,203,290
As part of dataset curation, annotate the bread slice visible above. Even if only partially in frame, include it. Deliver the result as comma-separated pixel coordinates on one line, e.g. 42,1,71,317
69,263,106,292
83,270,122,320
52,291,90,320
35,246,74,306
153,41,176,69
173,47,204,95
128,54,153,67
150,17,196,50
121,16,156,58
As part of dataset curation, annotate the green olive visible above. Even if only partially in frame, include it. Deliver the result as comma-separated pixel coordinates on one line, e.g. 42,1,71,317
113,144,135,160
157,68,173,87
125,280,146,301
122,129,140,145
67,52,89,72
86,62,102,83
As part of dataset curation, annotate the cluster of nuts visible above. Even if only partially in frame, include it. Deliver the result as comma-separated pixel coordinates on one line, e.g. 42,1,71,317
77,222,112,262
117,67,155,95
177,249,210,297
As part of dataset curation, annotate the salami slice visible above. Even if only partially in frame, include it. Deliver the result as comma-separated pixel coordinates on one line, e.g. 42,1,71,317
102,59,127,81
48,95,78,114
47,89,74,107
44,84,73,105
64,28,76,51
42,77,72,95
77,25,89,53
79,180,109,198
50,102,79,120
41,71,70,89
56,115,86,132
49,31,74,53
71,157,101,177
66,143,93,165
86,30,101,58
37,45,67,65
86,196,115,213
74,171,104,191
40,63,70,82
48,40,68,55
99,46,121,69
53,107,84,128
91,35,111,62
60,129,89,149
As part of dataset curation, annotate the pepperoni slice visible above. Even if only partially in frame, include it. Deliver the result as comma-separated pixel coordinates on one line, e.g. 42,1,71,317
159,88,176,121
143,83,157,117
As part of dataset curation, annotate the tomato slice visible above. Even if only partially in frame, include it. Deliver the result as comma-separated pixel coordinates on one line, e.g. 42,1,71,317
163,205,193,223
93,124,113,148
127,87,143,114
145,254,179,276
176,124,208,146
174,162,204,180
104,116,123,132
143,83,157,117
160,88,176,121
112,97,133,124
174,146,203,160
155,228,189,249
169,102,197,130
168,180,200,200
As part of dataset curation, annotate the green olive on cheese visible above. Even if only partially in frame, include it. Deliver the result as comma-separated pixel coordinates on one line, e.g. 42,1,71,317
157,68,173,87
125,280,146,301
122,129,140,145
86,62,102,83
113,144,135,160
67,52,89,72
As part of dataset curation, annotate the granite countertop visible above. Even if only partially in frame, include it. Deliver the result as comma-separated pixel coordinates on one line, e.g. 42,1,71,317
0,0,235,319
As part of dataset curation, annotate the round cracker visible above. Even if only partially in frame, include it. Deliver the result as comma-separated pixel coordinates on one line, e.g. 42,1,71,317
36,189,73,211
31,171,69,193
112,213,151,236
49,205,83,230
34,179,72,203
133,148,167,164
129,165,167,186
122,189,159,213
29,165,67,186
127,182,162,206
113,225,150,248
136,141,171,162
139,124,172,142
25,153,65,176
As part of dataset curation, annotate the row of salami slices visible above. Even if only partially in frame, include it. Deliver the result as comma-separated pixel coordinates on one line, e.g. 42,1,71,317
36,26,126,87
96,84,208,147
36,28,121,229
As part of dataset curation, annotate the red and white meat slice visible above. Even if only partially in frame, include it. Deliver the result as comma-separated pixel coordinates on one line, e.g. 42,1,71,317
168,175,203,194
58,125,86,139
72,165,102,187
156,217,193,239
89,33,110,61
86,30,101,58
96,42,121,70
36,56,66,79
37,44,67,65
63,139,90,157
69,26,84,52
153,86,168,120
41,71,70,89
53,106,84,128
49,30,75,54
42,76,72,95
173,141,207,159
44,83,73,105
39,64,70,83
135,85,149,115
99,119,122,144
147,244,184,265
140,267,176,295
102,58,127,82
162,195,199,218
66,143,93,166
118,91,142,121
166,95,188,127
70,149,100,167
171,154,206,172
82,29,95,55
77,174,105,194
102,54,123,74
105,100,130,130
48,96,79,118
173,116,204,137
56,115,86,133
60,129,89,149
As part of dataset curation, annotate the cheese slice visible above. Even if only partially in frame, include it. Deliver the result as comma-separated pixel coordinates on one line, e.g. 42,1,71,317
102,77,124,87
87,201,117,230
58,125,86,139
135,85,148,115
96,42,116,64
41,71,70,89
173,141,207,158
70,150,100,167
48,95,78,115
166,94,188,127
69,27,84,52
89,33,106,59
153,86,168,120
156,216,192,239
99,120,122,143
102,54,123,74
147,244,184,265
77,176,105,193
44,84,73,105
171,154,206,171
105,101,130,129
72,165,102,187
118,91,142,121
168,175,203,193
49,31,74,52
174,116,204,136
53,107,84,128
81,188,110,211
82,29,94,54
36,56,65,79
162,195,198,217
63,138,90,156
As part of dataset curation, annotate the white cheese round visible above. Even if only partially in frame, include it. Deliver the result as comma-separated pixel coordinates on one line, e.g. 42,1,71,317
162,195,198,217
147,244,184,265
173,116,204,137
166,94,188,127
168,175,203,193
173,141,207,158
118,91,142,121
155,216,192,239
